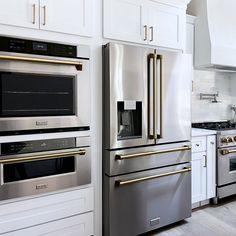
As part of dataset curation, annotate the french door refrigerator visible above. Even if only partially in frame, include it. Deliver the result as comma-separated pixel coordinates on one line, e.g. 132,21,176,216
103,43,192,236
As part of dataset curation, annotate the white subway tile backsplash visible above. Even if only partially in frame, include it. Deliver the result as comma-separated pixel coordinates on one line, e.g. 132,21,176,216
192,70,236,122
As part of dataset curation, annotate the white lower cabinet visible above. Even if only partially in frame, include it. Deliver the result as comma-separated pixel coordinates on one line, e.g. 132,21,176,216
3,212,93,236
191,135,216,204
0,187,94,235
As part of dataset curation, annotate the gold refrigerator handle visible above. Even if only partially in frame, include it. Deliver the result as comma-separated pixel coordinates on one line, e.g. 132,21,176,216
0,54,83,70
0,149,86,165
116,146,191,160
158,54,163,139
116,167,191,186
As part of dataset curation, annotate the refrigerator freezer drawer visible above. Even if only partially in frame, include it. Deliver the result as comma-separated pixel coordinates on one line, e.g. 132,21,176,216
103,163,191,236
104,142,191,176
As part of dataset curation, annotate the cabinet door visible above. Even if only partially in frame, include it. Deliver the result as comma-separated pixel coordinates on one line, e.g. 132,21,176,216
206,135,216,199
39,0,92,37
3,212,93,236
147,1,185,50
0,0,39,29
191,152,207,204
103,0,147,44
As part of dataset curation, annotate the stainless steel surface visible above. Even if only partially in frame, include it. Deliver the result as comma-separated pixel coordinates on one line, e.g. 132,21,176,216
0,136,91,201
0,49,90,132
103,43,192,150
104,163,191,236
217,182,236,199
104,142,191,178
116,167,191,186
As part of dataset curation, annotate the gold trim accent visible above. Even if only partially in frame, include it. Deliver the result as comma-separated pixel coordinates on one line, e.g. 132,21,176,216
32,4,36,24
221,149,236,155
0,54,83,68
116,146,191,160
0,149,86,165
116,167,191,186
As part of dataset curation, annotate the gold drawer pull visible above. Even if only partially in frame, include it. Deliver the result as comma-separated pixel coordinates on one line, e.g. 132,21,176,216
0,149,86,165
116,146,191,160
116,167,191,186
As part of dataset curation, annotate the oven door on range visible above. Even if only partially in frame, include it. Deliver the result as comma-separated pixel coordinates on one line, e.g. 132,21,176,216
0,54,90,132
0,146,91,200
218,147,236,186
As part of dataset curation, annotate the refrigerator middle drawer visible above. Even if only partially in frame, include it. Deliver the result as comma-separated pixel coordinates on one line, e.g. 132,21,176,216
103,162,191,236
104,142,191,176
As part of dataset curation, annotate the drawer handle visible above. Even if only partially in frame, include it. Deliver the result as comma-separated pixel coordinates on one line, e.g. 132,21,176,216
116,167,191,186
0,149,86,164
115,146,191,160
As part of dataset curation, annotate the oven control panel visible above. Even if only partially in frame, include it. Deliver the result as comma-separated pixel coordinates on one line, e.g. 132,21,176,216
0,36,77,58
1,138,76,155
220,135,236,147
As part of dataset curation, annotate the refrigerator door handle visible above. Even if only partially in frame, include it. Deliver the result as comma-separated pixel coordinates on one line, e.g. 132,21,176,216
147,53,156,140
157,54,163,139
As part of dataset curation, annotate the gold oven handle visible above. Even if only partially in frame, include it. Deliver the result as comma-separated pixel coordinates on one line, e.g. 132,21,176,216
221,149,236,155
116,167,191,186
116,146,191,160
0,54,83,70
0,149,86,165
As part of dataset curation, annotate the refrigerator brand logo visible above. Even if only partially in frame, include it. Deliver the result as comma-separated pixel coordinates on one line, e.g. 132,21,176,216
36,121,48,126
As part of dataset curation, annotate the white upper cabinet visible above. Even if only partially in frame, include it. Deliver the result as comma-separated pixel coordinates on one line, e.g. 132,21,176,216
39,0,92,36
0,0,39,29
0,0,92,37
147,1,185,49
103,0,188,50
103,0,145,44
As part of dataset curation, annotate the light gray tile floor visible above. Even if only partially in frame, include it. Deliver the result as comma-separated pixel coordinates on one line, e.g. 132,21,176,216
144,196,236,236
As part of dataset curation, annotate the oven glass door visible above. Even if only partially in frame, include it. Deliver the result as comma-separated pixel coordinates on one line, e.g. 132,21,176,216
3,156,75,183
0,71,75,117
218,149,236,186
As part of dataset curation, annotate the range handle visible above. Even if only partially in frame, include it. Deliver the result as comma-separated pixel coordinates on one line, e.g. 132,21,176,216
115,167,191,186
0,148,86,165
221,149,236,155
116,146,191,160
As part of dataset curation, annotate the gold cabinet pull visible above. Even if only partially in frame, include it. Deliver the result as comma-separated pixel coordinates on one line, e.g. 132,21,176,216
221,149,236,155
0,149,86,165
116,167,191,186
43,6,46,26
32,4,36,24
116,146,191,160
144,25,148,41
0,54,83,70
150,26,154,42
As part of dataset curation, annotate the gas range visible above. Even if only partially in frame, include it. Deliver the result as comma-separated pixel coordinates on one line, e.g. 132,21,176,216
192,121,236,148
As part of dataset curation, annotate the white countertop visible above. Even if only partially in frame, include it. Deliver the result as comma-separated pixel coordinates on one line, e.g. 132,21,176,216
192,128,217,137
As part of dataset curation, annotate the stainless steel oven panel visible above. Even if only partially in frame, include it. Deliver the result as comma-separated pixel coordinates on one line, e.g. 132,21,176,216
104,142,191,176
103,163,191,236
218,147,236,186
0,52,90,132
0,146,91,200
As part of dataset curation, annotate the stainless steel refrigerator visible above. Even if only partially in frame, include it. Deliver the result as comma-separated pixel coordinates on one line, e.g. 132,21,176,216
103,43,192,236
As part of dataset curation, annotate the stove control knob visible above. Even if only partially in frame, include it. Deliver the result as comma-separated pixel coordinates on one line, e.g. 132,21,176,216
227,137,233,143
221,138,228,143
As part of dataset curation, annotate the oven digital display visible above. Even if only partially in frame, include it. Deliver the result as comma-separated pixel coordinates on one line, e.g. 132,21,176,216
33,42,47,52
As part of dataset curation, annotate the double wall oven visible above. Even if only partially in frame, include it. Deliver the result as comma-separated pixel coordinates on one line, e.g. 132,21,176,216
0,36,91,200
103,43,192,236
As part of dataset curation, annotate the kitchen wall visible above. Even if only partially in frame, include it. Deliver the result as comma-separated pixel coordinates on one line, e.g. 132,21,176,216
192,70,236,122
